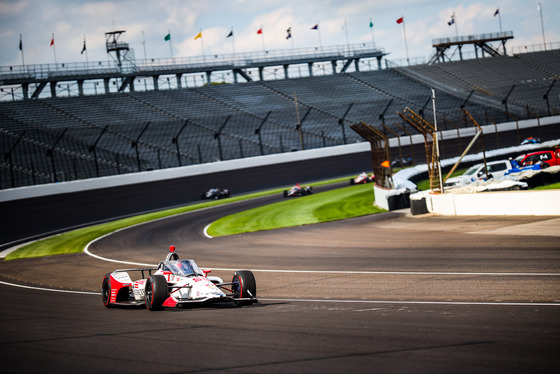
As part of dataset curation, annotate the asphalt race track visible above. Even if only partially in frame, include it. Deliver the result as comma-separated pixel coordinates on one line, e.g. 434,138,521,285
1,127,560,373
1,190,559,373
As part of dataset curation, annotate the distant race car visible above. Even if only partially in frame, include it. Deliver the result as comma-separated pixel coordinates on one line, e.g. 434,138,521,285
350,172,374,185
283,183,313,197
201,188,230,200
391,157,413,168
520,136,541,145
102,246,257,310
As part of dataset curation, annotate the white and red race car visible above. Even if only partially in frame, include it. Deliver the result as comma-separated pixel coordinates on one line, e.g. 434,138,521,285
349,172,374,185
102,246,257,310
283,183,313,197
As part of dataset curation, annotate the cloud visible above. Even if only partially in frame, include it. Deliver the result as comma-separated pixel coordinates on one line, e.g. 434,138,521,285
0,0,558,67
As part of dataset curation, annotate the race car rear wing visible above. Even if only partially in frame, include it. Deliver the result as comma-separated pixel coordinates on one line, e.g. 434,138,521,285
114,267,158,280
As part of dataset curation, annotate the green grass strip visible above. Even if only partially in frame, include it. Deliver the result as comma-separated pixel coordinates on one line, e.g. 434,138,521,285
5,190,284,261
207,183,383,237
4,176,367,260
533,182,560,190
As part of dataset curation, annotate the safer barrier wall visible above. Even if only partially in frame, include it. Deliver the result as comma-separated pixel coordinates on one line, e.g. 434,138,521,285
425,190,560,216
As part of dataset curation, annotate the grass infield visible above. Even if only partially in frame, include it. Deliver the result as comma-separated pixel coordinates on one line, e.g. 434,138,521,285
5,177,378,260
207,182,383,237
7,171,555,261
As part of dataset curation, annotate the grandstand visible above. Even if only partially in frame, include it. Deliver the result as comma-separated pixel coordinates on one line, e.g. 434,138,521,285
1,40,559,189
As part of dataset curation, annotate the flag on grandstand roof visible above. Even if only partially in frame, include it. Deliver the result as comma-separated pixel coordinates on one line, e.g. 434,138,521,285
226,30,233,38
494,8,499,16
81,39,86,54
194,31,202,40
369,20,374,28
396,17,403,24
164,33,171,41
257,28,262,34
448,14,455,26
286,27,292,39
311,24,318,30
50,36,54,46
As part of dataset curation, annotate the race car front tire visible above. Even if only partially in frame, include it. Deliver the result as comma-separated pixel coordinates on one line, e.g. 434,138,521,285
102,273,112,308
145,275,168,311
232,270,257,306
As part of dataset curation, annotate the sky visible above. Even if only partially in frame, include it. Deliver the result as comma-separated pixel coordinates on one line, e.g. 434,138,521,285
0,0,558,68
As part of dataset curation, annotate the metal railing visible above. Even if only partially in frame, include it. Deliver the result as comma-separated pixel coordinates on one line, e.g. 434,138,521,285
0,42,385,80
432,31,514,46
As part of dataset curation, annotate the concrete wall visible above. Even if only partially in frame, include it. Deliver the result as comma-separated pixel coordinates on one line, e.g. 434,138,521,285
0,141,370,202
425,190,560,216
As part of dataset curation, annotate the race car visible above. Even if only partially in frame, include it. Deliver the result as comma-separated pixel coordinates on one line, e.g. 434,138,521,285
201,188,230,200
283,183,313,197
349,172,374,185
520,136,541,145
102,246,257,310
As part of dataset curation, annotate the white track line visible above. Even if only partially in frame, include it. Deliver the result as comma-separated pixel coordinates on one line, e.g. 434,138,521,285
84,234,560,277
260,298,560,307
209,268,560,277
79,197,559,277
0,280,98,295
84,228,156,267
1,280,558,307
203,223,213,238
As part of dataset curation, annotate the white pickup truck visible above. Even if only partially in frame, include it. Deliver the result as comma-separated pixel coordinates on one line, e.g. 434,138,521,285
444,160,513,188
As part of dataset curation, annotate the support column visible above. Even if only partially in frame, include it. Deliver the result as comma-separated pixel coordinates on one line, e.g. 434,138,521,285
258,67,264,81
308,62,314,77
331,60,337,74
152,75,159,90
77,80,84,96
176,73,183,89
283,64,289,79
354,58,360,72
22,83,29,100
206,71,212,85
50,81,57,98
104,78,110,94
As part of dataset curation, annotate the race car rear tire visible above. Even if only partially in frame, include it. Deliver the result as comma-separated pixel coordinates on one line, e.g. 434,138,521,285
145,275,168,311
102,273,113,308
232,270,256,306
